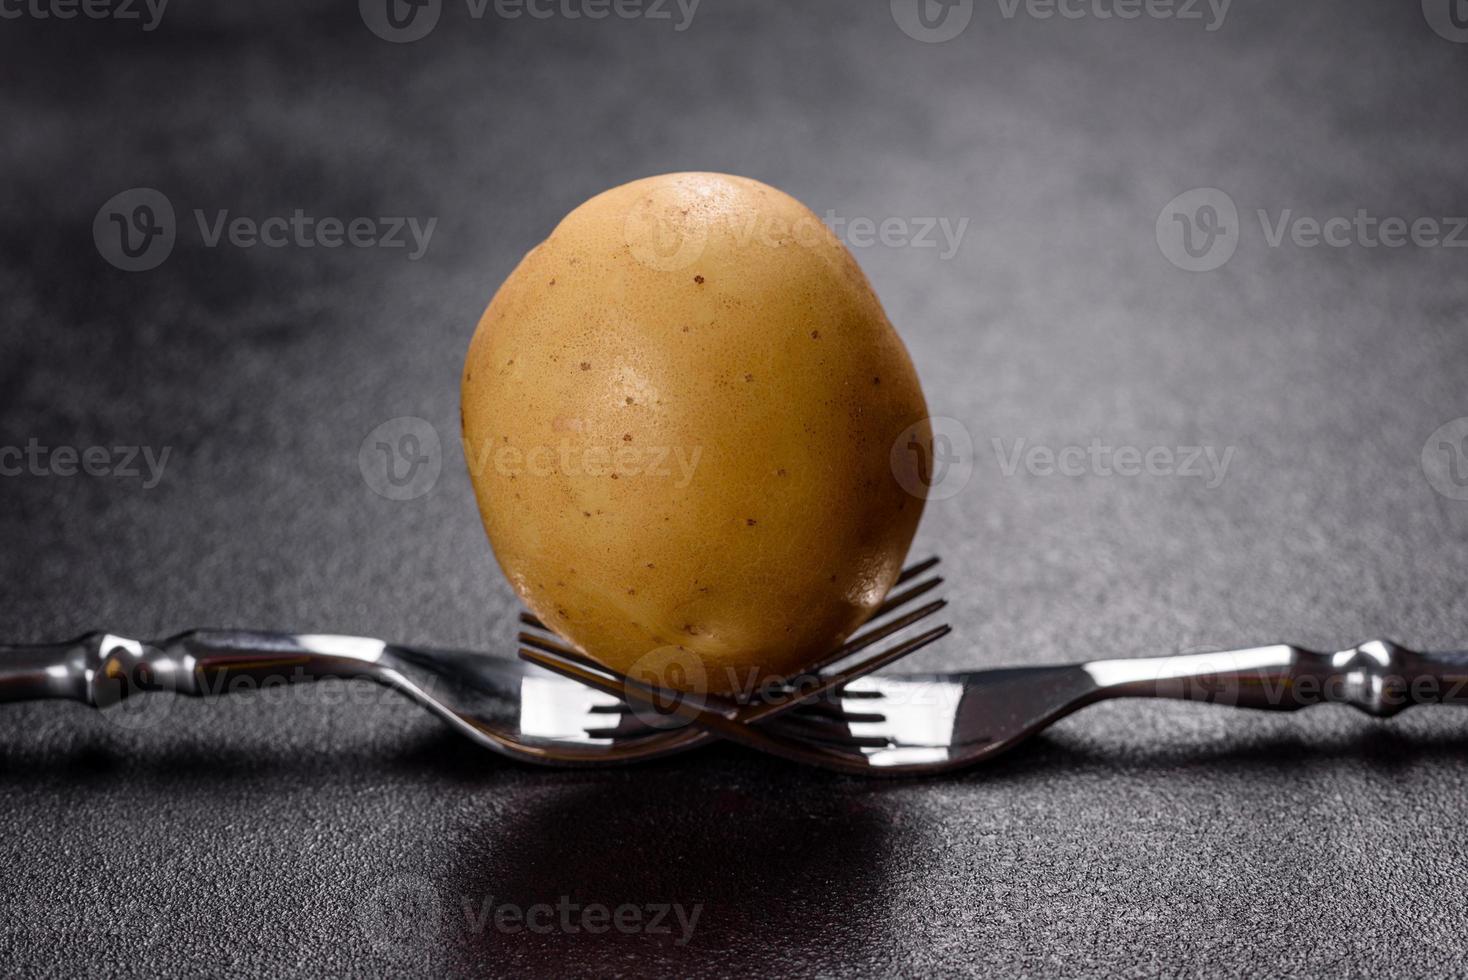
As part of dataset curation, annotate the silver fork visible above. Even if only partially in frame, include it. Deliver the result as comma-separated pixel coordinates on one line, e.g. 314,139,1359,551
521,638,1468,775
0,559,948,767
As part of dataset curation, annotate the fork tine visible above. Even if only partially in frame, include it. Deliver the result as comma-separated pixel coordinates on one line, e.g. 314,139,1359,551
772,713,893,747
581,719,667,740
743,624,951,723
520,619,951,736
804,597,946,676
895,555,940,585
519,648,893,772
519,622,952,764
786,701,886,723
522,610,947,725
517,557,940,637
517,630,601,669
870,575,943,622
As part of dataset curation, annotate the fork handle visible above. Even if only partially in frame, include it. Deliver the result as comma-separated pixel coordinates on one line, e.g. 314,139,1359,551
0,630,387,707
1086,640,1468,717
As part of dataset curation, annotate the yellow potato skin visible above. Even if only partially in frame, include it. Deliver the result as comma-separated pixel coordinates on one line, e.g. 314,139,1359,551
462,173,929,693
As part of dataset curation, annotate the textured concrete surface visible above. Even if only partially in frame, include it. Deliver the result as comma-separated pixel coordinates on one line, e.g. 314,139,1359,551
2,0,1468,976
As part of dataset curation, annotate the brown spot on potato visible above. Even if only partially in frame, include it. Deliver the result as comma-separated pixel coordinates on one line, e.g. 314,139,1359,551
580,362,591,371
623,434,632,442
746,518,757,526
693,275,705,284
810,330,820,339
744,373,754,382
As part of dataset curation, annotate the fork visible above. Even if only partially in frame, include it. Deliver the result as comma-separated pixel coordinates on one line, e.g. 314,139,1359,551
0,559,948,767
521,638,1468,775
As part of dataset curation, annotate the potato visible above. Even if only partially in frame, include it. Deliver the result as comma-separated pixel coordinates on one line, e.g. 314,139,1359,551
461,173,930,694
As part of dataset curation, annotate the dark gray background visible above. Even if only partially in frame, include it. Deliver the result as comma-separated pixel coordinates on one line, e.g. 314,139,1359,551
3,0,1468,976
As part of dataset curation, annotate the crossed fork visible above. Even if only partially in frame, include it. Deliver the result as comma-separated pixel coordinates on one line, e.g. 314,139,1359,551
4,554,1465,775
